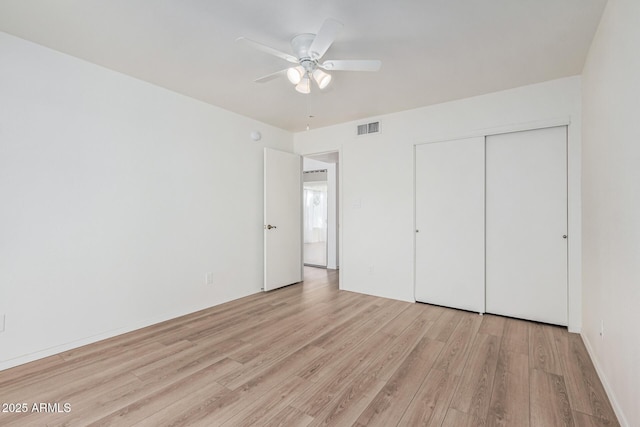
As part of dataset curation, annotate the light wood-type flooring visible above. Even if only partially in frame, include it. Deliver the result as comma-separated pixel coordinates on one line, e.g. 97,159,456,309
0,267,619,426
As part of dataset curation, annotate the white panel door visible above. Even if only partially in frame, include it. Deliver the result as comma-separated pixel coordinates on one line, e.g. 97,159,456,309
415,137,485,313
264,148,302,291
486,126,568,325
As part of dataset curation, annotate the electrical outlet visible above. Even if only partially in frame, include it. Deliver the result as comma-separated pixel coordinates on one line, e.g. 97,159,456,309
600,320,604,338
0,314,5,333
206,272,214,285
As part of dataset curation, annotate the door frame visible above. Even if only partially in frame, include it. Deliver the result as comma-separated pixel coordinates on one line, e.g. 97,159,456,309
302,171,329,268
301,150,342,289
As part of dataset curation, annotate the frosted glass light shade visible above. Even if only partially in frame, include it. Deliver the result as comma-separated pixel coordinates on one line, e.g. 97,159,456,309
312,69,332,89
287,67,303,84
295,75,311,94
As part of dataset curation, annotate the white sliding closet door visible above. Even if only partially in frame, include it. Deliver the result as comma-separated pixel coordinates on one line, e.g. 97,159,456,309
415,137,485,313
485,126,568,325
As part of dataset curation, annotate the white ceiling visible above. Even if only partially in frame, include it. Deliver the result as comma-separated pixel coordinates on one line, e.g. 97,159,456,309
0,1,607,132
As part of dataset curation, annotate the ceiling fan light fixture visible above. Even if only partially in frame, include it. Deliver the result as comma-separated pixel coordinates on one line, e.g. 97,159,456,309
239,18,380,98
295,74,311,94
287,66,304,85
312,69,332,89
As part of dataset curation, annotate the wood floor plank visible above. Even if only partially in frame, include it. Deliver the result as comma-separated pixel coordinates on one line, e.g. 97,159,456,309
373,302,423,337
178,298,322,349
294,301,404,384
487,349,529,426
220,376,312,427
397,368,459,427
478,314,506,337
450,333,501,420
0,354,67,389
217,301,371,390
224,302,351,367
441,407,484,427
185,344,325,426
424,308,462,342
131,337,246,382
234,296,373,360
86,358,242,427
130,379,230,427
0,340,164,397
2,372,143,427
361,307,436,382
231,292,365,350
529,323,563,375
0,267,619,427
354,336,444,426
530,368,574,427
309,299,407,352
572,410,617,427
501,317,530,355
554,330,619,426
59,322,190,362
2,340,189,403
263,405,314,427
434,312,483,375
176,301,292,344
38,374,144,427
290,330,397,416
305,372,385,427
302,309,433,425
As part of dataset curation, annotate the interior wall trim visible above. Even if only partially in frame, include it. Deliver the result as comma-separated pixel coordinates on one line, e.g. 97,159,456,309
581,333,630,427
413,116,572,147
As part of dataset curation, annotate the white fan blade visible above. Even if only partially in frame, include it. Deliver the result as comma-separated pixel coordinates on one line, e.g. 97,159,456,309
320,59,382,71
236,37,298,64
254,69,288,83
308,19,343,60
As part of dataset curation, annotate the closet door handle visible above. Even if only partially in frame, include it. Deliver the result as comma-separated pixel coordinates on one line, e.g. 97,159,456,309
562,235,567,239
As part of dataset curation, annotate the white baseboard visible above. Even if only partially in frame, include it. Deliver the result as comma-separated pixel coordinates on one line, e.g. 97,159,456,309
580,332,630,427
0,315,175,371
0,291,258,372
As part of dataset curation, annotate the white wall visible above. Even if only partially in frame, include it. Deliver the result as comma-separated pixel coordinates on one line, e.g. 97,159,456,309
0,32,292,370
303,157,338,269
581,0,640,425
294,77,582,331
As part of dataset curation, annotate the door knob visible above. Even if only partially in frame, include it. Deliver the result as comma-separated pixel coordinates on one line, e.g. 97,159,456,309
563,235,567,239
267,225,277,230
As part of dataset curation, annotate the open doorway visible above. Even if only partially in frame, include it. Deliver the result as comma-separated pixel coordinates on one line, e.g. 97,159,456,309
303,171,328,267
303,152,339,270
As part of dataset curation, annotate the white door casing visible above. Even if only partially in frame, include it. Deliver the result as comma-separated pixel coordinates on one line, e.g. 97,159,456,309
485,126,568,325
264,148,302,291
415,137,485,313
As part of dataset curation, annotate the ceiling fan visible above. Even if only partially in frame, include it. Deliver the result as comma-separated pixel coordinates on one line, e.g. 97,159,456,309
237,18,381,94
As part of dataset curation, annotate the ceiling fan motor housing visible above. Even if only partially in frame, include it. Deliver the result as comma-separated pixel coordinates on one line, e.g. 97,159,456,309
291,33,318,72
